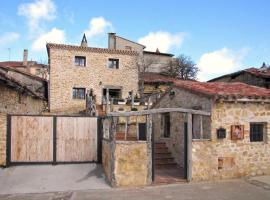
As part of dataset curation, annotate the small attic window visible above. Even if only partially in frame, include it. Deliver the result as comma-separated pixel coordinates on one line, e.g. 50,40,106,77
75,56,86,67
125,46,132,50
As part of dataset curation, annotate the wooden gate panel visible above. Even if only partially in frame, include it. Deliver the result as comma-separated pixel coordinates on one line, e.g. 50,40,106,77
10,116,53,162
56,117,97,162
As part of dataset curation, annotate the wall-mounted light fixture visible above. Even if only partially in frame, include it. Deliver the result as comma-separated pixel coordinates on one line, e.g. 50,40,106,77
169,89,175,99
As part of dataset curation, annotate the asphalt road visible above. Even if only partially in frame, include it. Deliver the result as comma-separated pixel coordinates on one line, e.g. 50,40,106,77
1,177,270,200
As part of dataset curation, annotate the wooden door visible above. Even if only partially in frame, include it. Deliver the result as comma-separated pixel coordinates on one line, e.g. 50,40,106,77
56,117,97,162
10,116,53,162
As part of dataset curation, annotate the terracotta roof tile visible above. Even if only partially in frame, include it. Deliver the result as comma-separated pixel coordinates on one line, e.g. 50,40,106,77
143,73,270,99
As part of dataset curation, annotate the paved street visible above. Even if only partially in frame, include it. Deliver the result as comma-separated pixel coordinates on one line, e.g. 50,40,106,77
0,164,109,195
0,176,270,200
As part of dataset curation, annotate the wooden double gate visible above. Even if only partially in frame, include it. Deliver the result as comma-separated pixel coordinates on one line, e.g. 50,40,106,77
6,115,102,166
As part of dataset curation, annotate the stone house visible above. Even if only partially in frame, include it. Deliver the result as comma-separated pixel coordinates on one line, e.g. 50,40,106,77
47,33,174,114
208,67,270,89
0,49,49,80
0,66,48,166
152,78,270,181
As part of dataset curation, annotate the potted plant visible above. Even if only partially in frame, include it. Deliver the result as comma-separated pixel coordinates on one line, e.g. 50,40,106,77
118,99,126,105
133,99,140,106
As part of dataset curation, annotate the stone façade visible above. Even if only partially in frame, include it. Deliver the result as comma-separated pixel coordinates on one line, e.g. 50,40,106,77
47,44,139,113
153,86,270,181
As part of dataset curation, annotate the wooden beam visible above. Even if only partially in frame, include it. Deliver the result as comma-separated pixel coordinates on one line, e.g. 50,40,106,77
125,116,129,141
187,113,192,182
200,115,203,139
108,107,211,117
146,114,153,184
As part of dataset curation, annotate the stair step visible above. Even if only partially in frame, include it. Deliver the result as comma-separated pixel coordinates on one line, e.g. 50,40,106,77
155,163,177,169
155,148,170,154
155,158,174,163
155,153,172,159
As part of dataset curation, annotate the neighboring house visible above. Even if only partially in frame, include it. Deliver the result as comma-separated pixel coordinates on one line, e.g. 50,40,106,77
102,77,270,186
108,33,174,73
208,67,270,89
0,49,49,80
152,79,270,181
0,66,48,166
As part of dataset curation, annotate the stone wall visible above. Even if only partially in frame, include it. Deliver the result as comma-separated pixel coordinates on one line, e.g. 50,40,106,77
0,84,47,166
48,46,139,113
0,84,47,114
115,36,144,52
192,101,270,181
114,141,149,186
143,53,172,73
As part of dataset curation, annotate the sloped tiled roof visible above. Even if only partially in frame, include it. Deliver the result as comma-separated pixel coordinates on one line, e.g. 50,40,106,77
46,43,140,56
208,67,270,82
143,73,270,99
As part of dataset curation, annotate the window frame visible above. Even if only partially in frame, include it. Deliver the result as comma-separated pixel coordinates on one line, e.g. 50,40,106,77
108,58,119,69
74,56,86,67
72,88,86,100
250,122,267,142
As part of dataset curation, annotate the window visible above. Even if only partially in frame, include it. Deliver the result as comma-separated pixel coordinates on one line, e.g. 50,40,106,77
74,56,86,66
192,115,211,140
72,88,86,99
250,123,266,142
125,46,132,50
108,58,119,69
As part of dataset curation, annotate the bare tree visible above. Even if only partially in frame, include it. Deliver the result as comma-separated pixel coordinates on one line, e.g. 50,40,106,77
136,52,155,99
161,54,199,80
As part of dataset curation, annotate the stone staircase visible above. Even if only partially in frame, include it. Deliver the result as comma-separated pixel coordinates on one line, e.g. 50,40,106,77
155,141,177,169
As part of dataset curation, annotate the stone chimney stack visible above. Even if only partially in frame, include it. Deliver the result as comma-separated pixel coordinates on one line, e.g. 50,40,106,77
81,33,88,47
108,33,116,49
23,49,28,66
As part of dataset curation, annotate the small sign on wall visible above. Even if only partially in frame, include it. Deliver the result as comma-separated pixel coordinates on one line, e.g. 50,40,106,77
231,125,244,140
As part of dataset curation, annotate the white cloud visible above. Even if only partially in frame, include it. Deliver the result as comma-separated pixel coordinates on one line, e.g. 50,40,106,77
32,28,65,51
18,0,56,34
84,17,113,38
197,47,249,81
138,31,186,53
0,32,20,46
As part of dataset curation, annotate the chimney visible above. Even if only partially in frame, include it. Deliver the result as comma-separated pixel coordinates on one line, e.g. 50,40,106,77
108,33,116,49
23,49,28,66
81,33,88,47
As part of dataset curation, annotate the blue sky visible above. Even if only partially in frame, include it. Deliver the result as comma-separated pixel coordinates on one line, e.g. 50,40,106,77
0,0,269,80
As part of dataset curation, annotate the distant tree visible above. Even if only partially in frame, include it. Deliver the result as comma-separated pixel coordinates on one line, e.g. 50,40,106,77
161,54,199,80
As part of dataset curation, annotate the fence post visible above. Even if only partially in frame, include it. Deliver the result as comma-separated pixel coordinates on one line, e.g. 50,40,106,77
187,113,192,182
6,114,11,167
53,116,57,165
